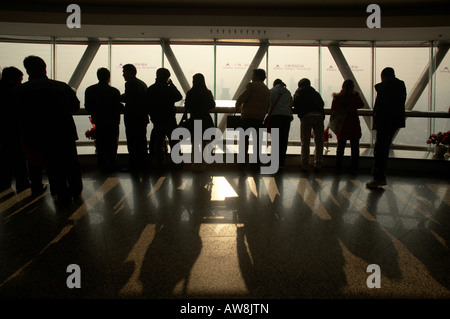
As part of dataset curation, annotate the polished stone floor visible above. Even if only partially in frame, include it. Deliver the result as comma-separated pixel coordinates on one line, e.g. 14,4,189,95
0,161,449,301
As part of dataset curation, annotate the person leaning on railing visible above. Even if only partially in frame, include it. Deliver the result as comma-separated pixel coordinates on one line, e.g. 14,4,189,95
366,67,406,189
235,68,271,166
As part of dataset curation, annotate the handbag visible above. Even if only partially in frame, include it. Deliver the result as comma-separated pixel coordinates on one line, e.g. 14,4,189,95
226,113,241,129
263,93,282,134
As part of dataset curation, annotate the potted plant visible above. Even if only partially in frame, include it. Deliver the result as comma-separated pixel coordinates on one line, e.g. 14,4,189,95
427,130,450,157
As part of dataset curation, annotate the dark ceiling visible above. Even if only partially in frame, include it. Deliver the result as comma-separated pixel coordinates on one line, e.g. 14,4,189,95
0,1,449,41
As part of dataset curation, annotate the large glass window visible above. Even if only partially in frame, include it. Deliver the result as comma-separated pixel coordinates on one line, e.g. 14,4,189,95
434,45,450,134
0,38,446,153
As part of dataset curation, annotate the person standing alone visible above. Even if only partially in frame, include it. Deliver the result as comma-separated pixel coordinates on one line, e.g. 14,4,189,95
366,67,406,188
235,68,271,166
85,67,124,173
330,79,364,173
121,64,149,172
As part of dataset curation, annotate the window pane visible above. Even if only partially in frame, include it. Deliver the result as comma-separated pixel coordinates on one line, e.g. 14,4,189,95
216,45,267,100
0,42,51,78
164,44,215,100
55,44,87,84
216,45,267,130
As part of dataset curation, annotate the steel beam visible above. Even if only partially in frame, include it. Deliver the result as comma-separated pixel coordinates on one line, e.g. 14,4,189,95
218,40,269,131
161,39,191,95
327,42,371,129
405,41,449,110
68,38,100,91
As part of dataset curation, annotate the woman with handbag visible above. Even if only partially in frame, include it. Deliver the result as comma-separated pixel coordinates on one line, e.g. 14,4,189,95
184,73,215,168
330,79,364,173
267,79,293,168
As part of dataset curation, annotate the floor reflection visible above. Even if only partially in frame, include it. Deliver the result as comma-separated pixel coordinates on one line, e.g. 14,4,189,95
0,168,449,298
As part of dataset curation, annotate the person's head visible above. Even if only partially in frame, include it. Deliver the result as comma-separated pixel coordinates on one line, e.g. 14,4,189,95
1,66,23,87
23,55,47,78
342,79,355,92
251,69,266,82
273,78,286,87
192,73,207,89
381,67,395,81
122,64,137,81
298,78,311,89
156,68,171,83
97,67,110,83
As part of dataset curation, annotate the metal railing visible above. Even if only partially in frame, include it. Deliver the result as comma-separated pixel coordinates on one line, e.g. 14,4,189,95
75,104,450,153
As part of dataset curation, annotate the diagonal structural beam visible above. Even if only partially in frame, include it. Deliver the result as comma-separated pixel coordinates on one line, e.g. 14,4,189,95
390,41,449,143
328,42,371,129
218,40,269,131
161,39,191,95
68,38,100,91
405,41,449,111
232,40,269,100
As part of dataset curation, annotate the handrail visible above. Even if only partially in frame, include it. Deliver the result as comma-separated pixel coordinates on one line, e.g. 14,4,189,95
74,105,450,118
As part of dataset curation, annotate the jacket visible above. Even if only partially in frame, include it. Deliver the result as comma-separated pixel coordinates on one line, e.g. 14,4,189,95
85,82,123,127
146,80,183,124
236,81,270,121
373,77,406,130
122,77,149,126
330,90,364,140
15,76,80,146
184,87,215,129
293,86,325,119
269,84,293,120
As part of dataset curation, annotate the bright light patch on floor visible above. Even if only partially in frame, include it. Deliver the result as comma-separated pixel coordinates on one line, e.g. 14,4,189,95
210,176,238,201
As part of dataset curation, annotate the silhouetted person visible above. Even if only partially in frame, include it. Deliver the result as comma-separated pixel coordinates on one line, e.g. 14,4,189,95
331,79,364,173
235,68,270,165
184,73,215,167
268,79,293,168
16,55,82,203
121,64,149,172
0,66,31,193
366,67,406,188
146,68,182,167
85,68,124,173
293,78,325,170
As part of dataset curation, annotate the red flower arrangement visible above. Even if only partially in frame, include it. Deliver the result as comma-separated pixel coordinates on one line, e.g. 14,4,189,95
324,129,333,143
85,116,96,140
427,131,450,146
